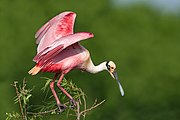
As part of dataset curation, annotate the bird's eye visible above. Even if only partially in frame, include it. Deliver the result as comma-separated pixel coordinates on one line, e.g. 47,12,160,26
111,67,114,69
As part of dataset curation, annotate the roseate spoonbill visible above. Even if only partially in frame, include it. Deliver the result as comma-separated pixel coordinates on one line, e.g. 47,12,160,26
28,11,124,112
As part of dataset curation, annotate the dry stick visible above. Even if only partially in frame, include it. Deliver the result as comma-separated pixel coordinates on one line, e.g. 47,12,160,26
74,89,87,120
80,100,105,116
75,99,105,120
76,101,81,120
27,102,69,115
12,81,25,120
27,99,105,118
82,93,87,119
22,79,28,120
74,89,87,119
80,97,86,120
27,108,58,115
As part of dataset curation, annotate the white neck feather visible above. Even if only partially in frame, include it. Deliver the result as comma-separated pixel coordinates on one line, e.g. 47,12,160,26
85,59,107,74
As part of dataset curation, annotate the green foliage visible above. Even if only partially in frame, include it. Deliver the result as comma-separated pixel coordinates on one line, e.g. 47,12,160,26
6,80,34,120
6,78,105,120
6,112,21,120
14,81,32,105
39,77,86,108
1,0,180,120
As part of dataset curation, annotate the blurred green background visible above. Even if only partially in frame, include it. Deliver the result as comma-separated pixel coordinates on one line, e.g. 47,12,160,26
0,0,180,119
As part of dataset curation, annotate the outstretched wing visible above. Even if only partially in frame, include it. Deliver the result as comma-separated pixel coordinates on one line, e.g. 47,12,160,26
34,32,94,66
35,11,76,53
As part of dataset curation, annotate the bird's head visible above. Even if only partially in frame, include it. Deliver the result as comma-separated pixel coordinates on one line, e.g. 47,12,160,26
106,61,124,96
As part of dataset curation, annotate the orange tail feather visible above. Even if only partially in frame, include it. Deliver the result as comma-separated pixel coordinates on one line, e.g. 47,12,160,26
28,66,41,75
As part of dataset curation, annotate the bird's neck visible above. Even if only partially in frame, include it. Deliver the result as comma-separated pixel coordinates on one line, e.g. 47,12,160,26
85,59,107,74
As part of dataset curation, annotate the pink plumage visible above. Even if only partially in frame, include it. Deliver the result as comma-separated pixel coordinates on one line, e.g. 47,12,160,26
36,12,76,53
29,11,124,112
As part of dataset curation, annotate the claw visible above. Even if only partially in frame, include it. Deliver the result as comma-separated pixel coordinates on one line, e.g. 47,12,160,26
57,104,66,113
70,99,77,109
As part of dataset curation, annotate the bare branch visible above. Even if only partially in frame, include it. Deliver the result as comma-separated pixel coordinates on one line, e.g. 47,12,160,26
80,100,105,115
11,81,25,120
27,108,58,115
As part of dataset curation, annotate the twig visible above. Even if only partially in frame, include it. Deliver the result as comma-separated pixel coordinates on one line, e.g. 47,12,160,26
80,100,105,115
11,81,25,120
27,108,58,115
22,79,28,120
76,101,80,120
27,101,70,115
82,92,87,119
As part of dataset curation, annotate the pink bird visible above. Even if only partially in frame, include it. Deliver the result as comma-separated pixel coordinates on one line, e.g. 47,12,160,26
29,11,124,112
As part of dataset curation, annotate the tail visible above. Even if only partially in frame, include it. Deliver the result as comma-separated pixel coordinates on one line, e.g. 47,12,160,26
28,66,41,75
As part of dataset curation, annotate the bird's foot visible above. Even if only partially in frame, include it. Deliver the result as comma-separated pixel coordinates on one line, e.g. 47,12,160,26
70,99,77,109
57,104,66,113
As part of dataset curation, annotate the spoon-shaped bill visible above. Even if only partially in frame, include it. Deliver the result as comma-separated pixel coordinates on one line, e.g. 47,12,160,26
113,71,124,96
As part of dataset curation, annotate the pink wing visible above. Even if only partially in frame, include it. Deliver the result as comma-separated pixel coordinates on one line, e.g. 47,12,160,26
35,11,76,53
34,32,94,66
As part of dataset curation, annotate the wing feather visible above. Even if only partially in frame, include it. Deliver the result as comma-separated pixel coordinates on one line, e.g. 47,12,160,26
36,11,76,53
34,32,94,67
35,22,51,44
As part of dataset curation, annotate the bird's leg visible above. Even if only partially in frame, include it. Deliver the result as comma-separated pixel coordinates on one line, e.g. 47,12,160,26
57,73,77,108
50,73,66,112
